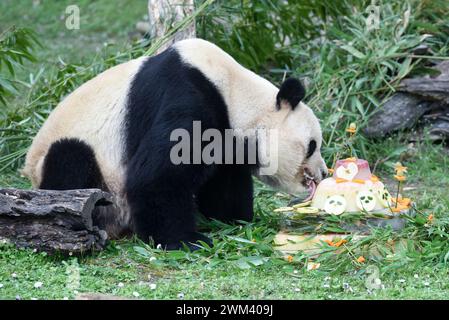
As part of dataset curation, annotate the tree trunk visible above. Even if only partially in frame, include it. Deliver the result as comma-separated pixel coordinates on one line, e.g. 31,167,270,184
0,188,111,255
148,0,196,54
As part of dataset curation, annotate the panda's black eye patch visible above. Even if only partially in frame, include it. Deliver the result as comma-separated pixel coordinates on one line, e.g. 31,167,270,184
306,139,316,158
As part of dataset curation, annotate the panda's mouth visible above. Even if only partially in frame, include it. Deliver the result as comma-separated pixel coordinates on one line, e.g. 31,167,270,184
303,170,317,202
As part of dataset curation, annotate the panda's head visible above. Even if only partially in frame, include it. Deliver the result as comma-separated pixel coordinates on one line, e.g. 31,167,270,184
258,78,327,197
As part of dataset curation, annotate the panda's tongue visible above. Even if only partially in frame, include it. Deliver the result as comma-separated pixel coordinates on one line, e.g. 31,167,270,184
303,180,317,202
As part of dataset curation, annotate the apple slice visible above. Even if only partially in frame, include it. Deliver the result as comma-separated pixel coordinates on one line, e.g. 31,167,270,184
295,207,319,214
356,190,376,212
324,195,347,215
274,207,294,212
292,200,312,208
375,187,392,207
335,162,358,181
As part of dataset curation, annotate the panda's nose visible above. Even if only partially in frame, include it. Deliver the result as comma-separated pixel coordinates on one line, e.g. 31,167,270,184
321,169,328,180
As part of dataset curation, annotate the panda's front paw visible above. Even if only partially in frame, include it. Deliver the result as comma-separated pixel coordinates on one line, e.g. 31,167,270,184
158,232,213,251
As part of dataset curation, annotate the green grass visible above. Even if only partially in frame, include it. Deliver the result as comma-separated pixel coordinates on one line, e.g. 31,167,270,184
1,0,449,300
2,244,449,300
0,0,147,64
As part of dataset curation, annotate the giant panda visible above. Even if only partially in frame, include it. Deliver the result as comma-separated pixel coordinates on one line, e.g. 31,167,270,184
22,38,327,250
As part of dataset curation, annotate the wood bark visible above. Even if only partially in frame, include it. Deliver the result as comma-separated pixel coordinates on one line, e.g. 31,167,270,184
0,188,111,254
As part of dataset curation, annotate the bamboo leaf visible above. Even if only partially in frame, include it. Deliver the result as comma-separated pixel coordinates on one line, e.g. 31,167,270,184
340,44,366,59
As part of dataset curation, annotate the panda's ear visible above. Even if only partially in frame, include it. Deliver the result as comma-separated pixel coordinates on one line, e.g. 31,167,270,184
276,78,305,111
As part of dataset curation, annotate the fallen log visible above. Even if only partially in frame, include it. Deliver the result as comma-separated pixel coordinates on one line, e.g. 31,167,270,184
364,60,449,139
363,93,434,138
399,61,449,104
0,188,111,255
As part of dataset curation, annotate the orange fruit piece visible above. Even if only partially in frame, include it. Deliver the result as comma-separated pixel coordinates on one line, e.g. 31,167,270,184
356,256,365,263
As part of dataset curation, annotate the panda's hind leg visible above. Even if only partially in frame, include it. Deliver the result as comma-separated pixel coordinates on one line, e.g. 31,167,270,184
39,138,106,191
39,138,125,236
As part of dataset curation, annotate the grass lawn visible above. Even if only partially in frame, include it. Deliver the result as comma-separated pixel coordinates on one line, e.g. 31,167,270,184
1,0,449,300
0,0,147,64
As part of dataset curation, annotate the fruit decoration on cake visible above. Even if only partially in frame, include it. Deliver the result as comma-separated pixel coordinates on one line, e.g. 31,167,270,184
311,157,396,215
274,122,412,217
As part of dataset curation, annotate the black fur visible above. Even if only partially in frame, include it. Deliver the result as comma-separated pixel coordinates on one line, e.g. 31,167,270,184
124,49,254,250
39,138,125,236
40,138,105,190
306,139,317,159
276,77,305,110
197,164,254,223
